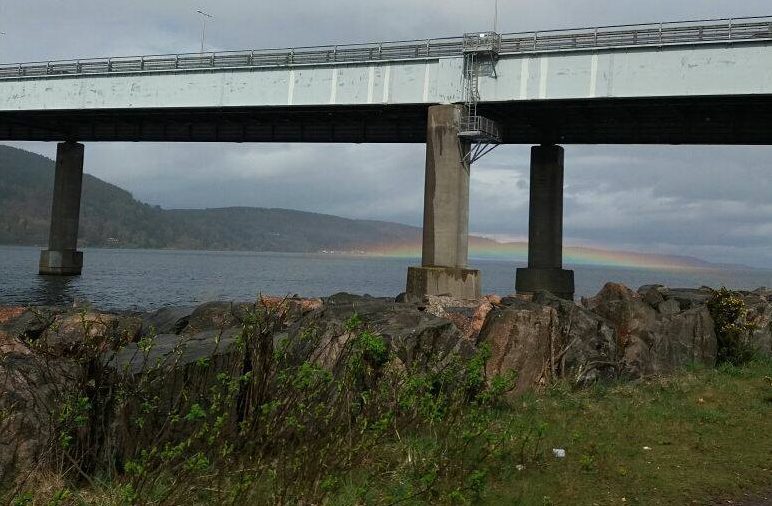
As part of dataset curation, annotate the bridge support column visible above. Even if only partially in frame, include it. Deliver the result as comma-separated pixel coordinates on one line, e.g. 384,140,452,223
516,145,574,299
406,105,481,300
39,142,85,276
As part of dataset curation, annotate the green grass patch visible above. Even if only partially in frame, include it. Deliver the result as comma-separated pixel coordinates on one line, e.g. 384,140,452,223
485,358,772,505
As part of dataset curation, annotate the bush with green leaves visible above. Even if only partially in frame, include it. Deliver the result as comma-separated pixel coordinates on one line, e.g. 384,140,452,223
707,287,756,366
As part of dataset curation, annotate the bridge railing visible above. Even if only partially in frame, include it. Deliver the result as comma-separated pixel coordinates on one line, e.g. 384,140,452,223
505,17,772,52
0,15,770,79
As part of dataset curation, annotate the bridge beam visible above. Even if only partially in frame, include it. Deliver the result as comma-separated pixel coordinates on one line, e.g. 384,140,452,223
406,104,481,300
516,145,575,299
39,142,84,276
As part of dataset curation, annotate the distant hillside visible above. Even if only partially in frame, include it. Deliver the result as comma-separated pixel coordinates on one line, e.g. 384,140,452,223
0,145,423,252
0,144,732,271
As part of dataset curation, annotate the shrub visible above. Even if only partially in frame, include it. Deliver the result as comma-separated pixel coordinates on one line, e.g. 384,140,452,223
7,298,525,504
707,287,756,366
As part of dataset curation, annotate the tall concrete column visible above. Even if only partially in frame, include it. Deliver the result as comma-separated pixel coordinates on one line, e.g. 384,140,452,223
39,142,85,276
516,145,575,299
406,105,481,300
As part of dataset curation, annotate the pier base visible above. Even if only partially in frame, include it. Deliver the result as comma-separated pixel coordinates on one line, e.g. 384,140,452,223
406,266,481,300
515,267,574,300
39,250,84,276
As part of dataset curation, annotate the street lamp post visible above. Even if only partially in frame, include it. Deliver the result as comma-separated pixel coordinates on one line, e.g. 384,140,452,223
196,9,213,54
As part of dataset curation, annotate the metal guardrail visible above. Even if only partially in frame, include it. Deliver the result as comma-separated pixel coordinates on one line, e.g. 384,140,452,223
0,15,770,79
459,115,502,143
463,32,502,54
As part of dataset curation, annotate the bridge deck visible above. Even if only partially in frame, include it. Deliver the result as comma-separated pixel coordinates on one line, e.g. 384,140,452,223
2,15,772,145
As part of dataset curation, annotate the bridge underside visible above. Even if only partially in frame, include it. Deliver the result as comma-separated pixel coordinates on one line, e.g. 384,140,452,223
3,95,772,145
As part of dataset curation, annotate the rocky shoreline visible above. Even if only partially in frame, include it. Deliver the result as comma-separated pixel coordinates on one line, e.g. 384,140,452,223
1,282,771,487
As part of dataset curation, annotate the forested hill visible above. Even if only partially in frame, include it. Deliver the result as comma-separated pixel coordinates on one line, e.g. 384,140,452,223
0,145,422,252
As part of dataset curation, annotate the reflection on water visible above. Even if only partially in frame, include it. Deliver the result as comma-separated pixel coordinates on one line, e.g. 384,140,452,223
32,275,81,307
3,245,772,312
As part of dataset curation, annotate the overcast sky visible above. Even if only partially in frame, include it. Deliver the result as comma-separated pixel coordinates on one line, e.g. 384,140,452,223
3,0,772,267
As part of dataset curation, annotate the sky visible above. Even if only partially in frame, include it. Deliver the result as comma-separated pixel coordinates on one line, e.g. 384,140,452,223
2,0,772,268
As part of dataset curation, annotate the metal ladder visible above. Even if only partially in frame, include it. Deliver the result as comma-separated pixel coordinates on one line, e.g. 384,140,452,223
465,52,481,121
459,32,502,164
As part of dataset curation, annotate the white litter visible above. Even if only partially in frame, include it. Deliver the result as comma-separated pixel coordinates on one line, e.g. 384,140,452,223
552,448,566,458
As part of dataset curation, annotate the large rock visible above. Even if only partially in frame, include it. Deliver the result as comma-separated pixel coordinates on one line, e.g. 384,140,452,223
664,287,714,311
178,297,322,336
107,330,242,377
533,292,620,385
0,332,84,488
584,283,716,378
637,285,772,359
638,285,667,308
739,294,772,356
288,293,474,373
0,307,61,343
102,329,245,464
422,295,501,341
38,312,142,356
140,306,195,336
100,296,327,465
101,294,472,467
477,299,556,394
478,293,620,393
181,302,246,335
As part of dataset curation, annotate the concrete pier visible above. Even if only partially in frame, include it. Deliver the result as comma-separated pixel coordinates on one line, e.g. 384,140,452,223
39,142,85,276
406,105,481,300
516,145,575,299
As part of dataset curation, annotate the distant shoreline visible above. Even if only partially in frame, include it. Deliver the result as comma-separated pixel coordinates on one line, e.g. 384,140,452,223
2,243,769,273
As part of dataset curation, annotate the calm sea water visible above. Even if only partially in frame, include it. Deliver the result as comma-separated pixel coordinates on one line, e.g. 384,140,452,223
2,245,772,311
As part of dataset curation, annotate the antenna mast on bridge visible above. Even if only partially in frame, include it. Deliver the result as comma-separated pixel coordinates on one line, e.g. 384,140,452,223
494,0,499,33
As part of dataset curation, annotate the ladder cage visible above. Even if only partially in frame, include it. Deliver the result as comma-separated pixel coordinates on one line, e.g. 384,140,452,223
459,32,503,163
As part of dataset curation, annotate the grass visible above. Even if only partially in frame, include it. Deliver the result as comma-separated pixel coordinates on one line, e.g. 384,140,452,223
484,360,772,505
311,360,772,505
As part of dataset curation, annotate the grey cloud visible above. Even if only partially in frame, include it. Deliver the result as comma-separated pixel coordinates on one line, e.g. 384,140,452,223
564,146,772,204
5,0,772,268
73,142,427,226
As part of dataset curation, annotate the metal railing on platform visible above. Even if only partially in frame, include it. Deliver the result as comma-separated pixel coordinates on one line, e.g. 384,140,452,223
458,113,501,164
0,15,770,79
459,115,502,144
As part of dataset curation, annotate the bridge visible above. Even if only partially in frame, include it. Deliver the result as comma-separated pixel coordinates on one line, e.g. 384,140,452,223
3,15,772,300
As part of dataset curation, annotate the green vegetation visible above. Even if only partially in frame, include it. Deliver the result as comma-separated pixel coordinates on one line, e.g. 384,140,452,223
487,360,772,504
707,287,757,365
0,145,421,251
4,300,771,505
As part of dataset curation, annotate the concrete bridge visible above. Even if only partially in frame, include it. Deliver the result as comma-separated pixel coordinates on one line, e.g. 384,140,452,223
3,15,772,300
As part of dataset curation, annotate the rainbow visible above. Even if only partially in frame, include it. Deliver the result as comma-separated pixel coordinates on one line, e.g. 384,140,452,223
361,237,711,271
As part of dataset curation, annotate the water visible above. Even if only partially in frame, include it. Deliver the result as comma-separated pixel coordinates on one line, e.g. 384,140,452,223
2,245,772,311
